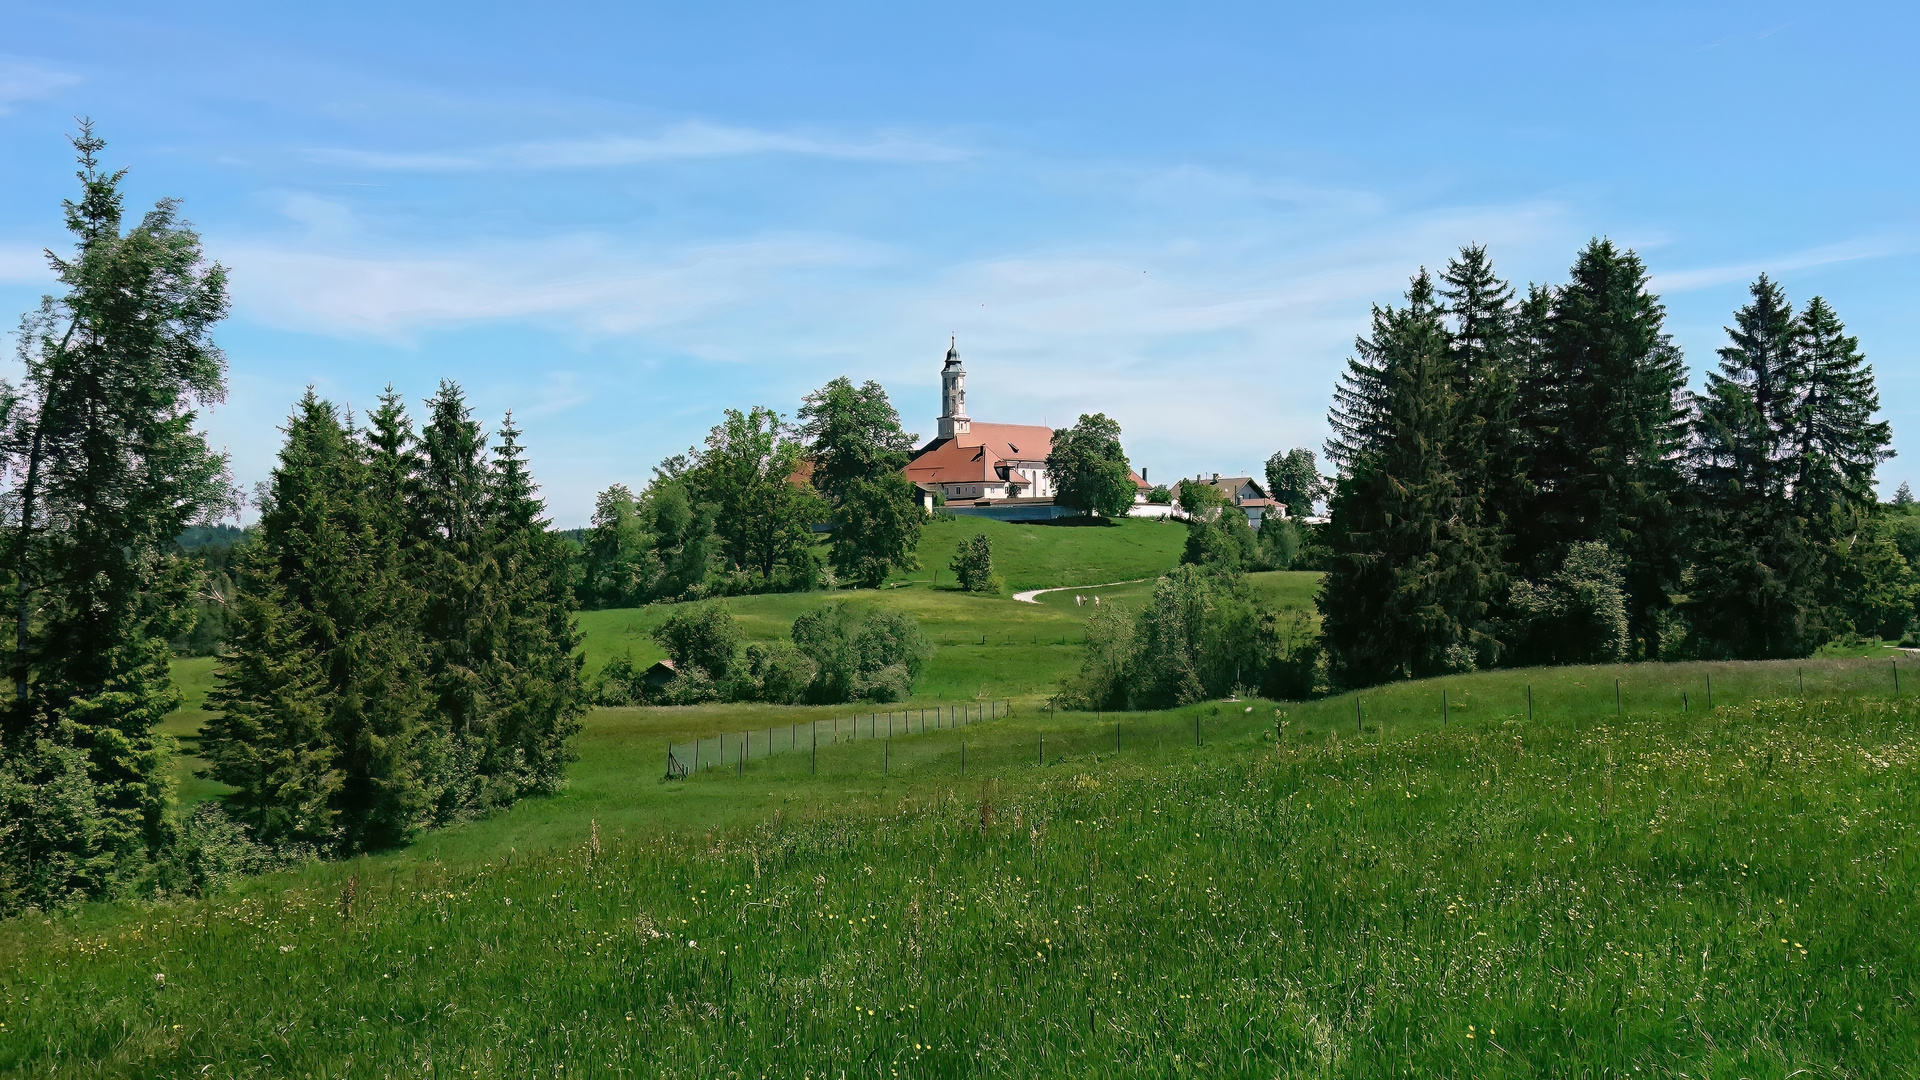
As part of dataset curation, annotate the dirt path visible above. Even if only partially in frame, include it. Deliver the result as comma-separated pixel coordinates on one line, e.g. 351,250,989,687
1011,576,1157,604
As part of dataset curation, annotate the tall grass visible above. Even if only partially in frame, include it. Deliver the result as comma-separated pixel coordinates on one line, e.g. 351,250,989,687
7,686,1917,1076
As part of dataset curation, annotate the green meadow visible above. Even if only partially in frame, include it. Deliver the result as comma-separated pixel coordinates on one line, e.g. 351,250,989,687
13,527,1920,1076
7,657,1919,1076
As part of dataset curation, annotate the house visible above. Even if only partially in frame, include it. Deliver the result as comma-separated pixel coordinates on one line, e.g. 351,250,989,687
903,338,1071,520
1185,474,1282,527
642,659,679,692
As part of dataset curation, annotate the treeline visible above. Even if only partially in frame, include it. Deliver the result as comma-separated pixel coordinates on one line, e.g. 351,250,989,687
0,129,581,916
1319,241,1903,688
577,379,924,606
595,603,931,706
200,385,583,853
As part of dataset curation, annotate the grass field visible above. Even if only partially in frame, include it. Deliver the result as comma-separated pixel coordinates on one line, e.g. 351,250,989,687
885,514,1188,594
8,655,1919,1076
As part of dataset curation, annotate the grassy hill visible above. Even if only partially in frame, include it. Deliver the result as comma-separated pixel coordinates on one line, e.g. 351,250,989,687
884,514,1188,593
8,655,1919,1075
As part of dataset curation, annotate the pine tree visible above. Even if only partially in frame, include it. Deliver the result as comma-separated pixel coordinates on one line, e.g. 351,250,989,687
1528,240,1689,657
1318,272,1503,686
1788,297,1905,638
481,413,583,795
1685,276,1822,657
203,391,429,852
2,123,232,907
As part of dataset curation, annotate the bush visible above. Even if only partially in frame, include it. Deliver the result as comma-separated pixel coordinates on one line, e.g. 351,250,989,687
733,642,818,705
159,802,310,898
949,533,999,593
591,653,644,706
659,666,721,706
1509,541,1630,665
853,664,913,703
791,605,932,704
653,603,741,683
1060,567,1321,710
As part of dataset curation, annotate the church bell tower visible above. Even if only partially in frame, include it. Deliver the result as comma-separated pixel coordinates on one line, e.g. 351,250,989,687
938,335,970,439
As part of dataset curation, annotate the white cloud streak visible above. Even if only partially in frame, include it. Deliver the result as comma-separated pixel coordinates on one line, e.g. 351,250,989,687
308,120,967,171
1653,235,1919,292
0,59,79,112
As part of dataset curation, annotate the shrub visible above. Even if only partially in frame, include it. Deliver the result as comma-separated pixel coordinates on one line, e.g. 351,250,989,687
949,533,999,593
652,603,741,683
1060,567,1322,710
791,605,931,703
734,642,818,705
591,653,644,706
1509,541,1630,665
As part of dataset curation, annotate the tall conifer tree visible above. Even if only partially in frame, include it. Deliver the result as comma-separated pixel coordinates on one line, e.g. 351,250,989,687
1686,277,1821,656
1319,272,1503,685
2,123,232,906
1528,240,1689,657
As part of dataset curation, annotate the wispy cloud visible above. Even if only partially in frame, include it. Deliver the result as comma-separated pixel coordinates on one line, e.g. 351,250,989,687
1652,235,1920,292
221,229,881,340
0,59,79,112
309,120,967,171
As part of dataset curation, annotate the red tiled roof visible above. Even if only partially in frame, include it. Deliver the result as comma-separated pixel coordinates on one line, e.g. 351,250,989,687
903,440,998,485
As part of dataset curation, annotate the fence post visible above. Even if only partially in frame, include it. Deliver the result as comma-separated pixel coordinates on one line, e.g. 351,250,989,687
1526,684,1532,722
694,739,701,772
1895,659,1901,693
1356,696,1362,735
1706,674,1712,710
1798,668,1804,696
1442,689,1448,725
1683,691,1689,713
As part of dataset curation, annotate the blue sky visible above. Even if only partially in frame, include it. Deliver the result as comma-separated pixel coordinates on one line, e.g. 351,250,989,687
2,1,1917,525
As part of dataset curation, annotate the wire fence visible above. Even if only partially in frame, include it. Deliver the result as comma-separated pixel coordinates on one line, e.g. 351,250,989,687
667,700,1012,777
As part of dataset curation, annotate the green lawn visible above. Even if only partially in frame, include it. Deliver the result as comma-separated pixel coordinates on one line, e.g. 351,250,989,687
886,513,1188,594
9,656,1919,1075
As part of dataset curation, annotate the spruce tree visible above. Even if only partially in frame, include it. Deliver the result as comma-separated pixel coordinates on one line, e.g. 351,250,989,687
2,123,232,907
1685,276,1821,657
1528,240,1689,657
203,392,429,851
1318,272,1502,685
1787,297,1904,637
480,413,583,795
411,381,498,816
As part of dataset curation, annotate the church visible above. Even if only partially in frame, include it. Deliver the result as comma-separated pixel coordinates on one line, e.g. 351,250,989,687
902,338,1057,505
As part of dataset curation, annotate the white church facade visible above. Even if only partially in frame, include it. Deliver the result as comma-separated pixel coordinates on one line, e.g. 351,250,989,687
902,339,1057,503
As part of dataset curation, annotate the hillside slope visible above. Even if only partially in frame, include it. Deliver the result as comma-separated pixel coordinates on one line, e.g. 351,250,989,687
9,665,1918,1075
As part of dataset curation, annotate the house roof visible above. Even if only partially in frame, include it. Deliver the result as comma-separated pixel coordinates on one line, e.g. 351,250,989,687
1193,475,1269,502
1130,470,1150,490
903,439,999,485
906,422,1055,486
964,423,1053,462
